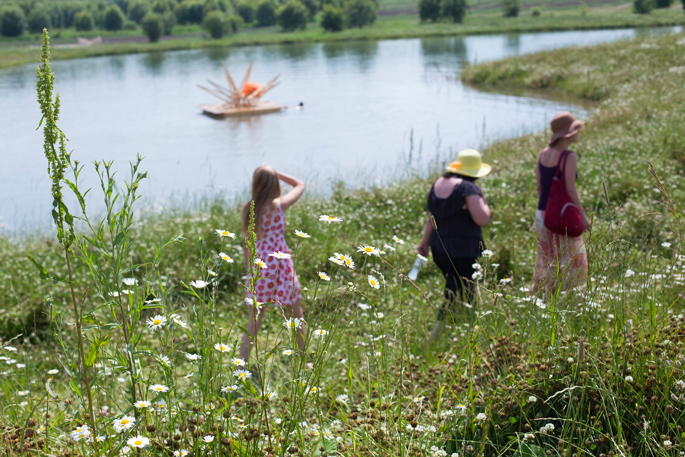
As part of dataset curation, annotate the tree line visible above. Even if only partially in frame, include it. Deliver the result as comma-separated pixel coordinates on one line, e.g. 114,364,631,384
0,0,379,41
418,0,684,23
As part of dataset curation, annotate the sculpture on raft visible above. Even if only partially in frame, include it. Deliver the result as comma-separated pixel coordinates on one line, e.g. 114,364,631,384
198,60,284,117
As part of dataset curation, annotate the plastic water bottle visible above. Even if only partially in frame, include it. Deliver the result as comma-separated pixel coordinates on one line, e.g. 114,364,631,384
407,256,427,281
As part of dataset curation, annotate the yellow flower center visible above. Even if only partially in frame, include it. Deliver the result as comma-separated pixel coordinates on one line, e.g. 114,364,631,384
364,247,373,252
239,373,245,378
153,320,161,325
121,420,129,425
135,440,143,445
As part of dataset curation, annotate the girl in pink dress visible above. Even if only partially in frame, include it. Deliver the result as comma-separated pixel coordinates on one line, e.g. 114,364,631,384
239,165,306,363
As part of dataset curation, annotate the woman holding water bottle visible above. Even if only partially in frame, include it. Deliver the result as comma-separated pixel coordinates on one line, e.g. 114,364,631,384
417,149,491,341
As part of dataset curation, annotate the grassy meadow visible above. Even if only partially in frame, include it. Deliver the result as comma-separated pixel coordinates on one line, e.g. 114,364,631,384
1,27,685,456
1,5,685,70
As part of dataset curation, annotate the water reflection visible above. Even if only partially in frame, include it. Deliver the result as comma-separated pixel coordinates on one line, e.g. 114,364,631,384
143,51,167,74
505,34,520,54
205,46,232,62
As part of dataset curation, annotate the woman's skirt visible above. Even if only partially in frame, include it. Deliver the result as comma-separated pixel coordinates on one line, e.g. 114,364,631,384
532,210,588,293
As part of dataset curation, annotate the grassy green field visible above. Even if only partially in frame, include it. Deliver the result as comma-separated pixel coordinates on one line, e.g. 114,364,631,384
1,5,684,70
1,27,685,456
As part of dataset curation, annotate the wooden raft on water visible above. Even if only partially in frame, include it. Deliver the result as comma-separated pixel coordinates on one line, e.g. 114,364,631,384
198,101,285,118
198,61,283,118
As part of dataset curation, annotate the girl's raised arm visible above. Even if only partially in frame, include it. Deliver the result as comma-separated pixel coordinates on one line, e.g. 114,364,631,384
277,171,306,212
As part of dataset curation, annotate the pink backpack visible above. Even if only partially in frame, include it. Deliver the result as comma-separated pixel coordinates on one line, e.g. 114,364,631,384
544,150,583,237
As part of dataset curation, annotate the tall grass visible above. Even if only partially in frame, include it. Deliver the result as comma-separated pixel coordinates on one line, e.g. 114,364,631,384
0,28,684,457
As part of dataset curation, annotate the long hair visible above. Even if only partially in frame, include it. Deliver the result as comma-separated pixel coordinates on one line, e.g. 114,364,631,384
242,165,281,238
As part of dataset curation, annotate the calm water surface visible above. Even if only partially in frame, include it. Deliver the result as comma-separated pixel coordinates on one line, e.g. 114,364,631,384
0,26,681,231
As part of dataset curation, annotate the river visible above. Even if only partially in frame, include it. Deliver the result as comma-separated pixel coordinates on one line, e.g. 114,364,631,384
0,26,681,232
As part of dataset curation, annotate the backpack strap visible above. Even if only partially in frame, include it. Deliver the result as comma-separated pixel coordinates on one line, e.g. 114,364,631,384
555,150,571,179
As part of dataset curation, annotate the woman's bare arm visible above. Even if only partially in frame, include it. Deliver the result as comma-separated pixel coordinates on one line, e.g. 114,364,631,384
563,153,590,231
277,171,305,212
417,213,433,257
466,194,491,227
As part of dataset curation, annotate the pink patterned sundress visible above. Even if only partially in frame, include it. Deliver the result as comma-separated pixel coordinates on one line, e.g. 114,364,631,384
245,203,301,307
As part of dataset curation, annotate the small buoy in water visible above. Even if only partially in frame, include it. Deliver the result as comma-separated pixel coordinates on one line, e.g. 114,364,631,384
295,102,304,110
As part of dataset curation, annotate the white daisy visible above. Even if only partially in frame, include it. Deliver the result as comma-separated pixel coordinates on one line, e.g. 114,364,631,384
328,256,344,266
222,385,239,393
234,369,252,380
482,249,494,258
189,280,208,289
219,252,234,263
314,329,328,337
367,275,380,289
185,353,201,361
265,391,277,399
208,269,216,277
122,278,138,286
269,251,292,260
357,245,380,256
254,259,268,269
393,236,405,244
215,229,236,239
336,394,349,404
383,243,396,252
127,436,149,448
230,357,246,367
134,400,151,408
318,272,330,281
18,390,29,396
282,349,294,356
341,255,355,269
214,343,229,353
71,425,90,441
47,369,58,374
147,315,167,330
113,415,136,433
284,318,303,329
319,215,343,223
149,384,169,393
203,435,214,443
295,230,310,238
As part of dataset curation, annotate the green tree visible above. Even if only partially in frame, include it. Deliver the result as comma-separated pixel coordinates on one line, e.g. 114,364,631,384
103,4,126,30
654,0,671,7
74,10,95,30
202,10,227,37
531,6,541,15
320,4,343,31
141,11,163,40
419,0,441,22
161,10,176,33
0,5,26,37
256,0,277,25
299,0,318,19
277,0,308,30
27,8,51,34
175,0,205,24
633,0,654,13
344,0,376,28
236,1,255,23
440,0,467,23
501,0,519,16
127,0,150,23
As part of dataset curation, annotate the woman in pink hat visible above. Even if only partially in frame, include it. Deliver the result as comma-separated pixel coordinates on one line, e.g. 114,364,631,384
532,112,589,295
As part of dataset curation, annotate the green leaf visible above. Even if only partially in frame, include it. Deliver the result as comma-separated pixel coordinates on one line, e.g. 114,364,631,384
509,416,518,425
27,255,66,284
85,333,113,367
113,231,126,247
69,380,82,399
514,443,546,457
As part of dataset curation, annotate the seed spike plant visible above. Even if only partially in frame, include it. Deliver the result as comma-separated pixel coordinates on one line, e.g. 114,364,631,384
34,27,96,434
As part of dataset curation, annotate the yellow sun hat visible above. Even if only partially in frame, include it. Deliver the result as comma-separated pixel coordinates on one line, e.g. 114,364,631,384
445,149,491,178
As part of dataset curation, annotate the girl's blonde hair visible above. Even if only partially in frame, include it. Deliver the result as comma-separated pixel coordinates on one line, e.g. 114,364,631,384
241,164,281,238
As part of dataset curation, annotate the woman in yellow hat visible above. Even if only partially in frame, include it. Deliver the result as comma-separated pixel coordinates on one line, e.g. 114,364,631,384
417,149,491,341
